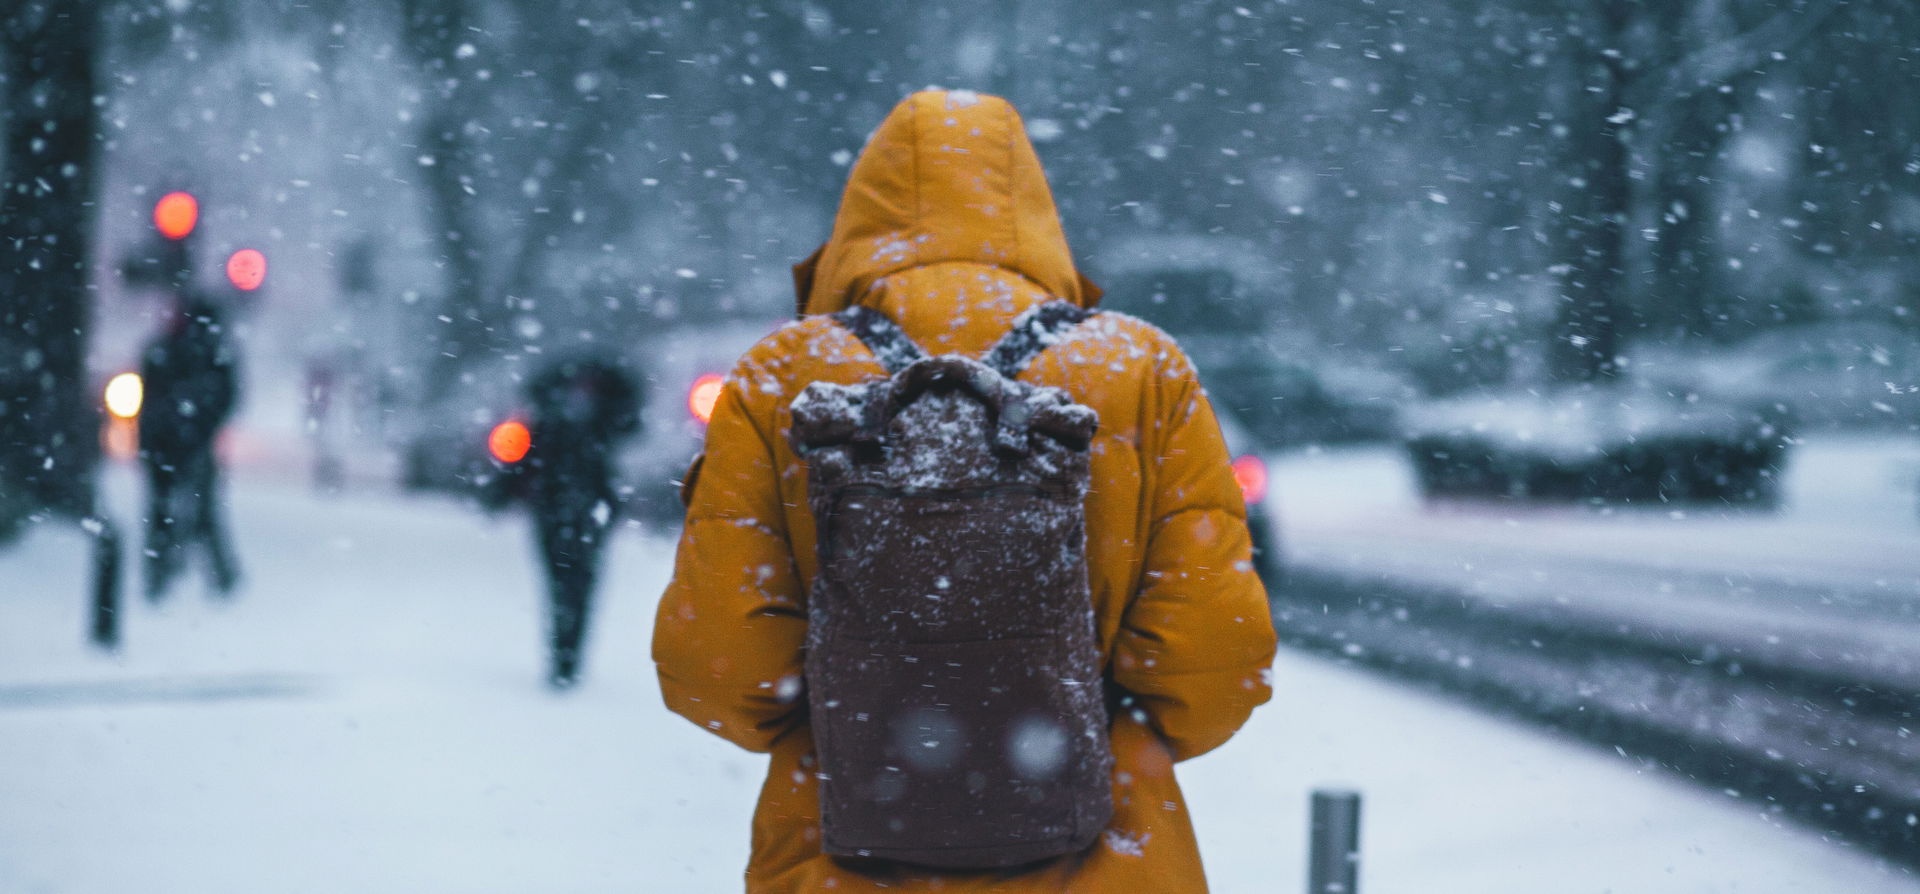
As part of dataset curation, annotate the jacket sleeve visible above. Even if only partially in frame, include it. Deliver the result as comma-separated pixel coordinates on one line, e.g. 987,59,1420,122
1109,348,1277,762
652,372,809,753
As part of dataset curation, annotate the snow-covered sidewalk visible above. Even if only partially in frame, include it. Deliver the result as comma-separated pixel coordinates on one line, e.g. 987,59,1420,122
1,471,1913,892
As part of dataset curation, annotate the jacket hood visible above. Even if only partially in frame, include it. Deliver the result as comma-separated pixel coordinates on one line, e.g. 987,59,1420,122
793,89,1097,316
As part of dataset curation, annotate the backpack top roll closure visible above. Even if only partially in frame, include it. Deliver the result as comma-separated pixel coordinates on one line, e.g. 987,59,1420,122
792,302,1099,460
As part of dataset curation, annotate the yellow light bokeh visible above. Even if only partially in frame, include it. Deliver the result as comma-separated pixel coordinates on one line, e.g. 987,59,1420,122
105,372,144,419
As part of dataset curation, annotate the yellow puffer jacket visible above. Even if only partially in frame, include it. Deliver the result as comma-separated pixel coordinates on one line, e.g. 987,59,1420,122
654,89,1276,892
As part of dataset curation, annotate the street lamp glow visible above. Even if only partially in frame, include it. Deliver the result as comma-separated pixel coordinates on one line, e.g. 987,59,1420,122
104,372,144,419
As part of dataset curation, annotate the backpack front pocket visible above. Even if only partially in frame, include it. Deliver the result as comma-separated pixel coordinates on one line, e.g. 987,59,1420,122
809,634,1107,867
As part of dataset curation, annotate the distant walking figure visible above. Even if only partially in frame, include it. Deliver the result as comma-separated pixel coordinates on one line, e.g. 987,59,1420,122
139,295,241,600
654,90,1277,891
488,356,641,689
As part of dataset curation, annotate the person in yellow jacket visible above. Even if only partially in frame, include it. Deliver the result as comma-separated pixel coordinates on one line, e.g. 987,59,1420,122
655,88,1277,892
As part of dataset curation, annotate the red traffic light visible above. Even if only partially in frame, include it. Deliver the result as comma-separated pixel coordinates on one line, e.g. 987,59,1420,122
489,419,531,464
154,192,199,240
226,248,267,291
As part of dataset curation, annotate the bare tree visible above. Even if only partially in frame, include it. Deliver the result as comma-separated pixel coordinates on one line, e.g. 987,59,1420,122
1550,0,1843,381
1,0,102,525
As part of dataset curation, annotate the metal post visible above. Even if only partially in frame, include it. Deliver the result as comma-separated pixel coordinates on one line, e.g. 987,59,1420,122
86,515,120,649
1308,789,1361,894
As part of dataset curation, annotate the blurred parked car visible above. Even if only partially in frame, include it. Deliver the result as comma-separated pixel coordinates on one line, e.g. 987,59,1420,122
1405,381,1789,506
396,310,1289,582
1086,233,1333,584
624,318,782,524
1092,233,1409,450
1209,401,1284,587
638,314,1286,584
398,318,779,528
1632,320,1920,430
1204,348,1412,448
398,361,524,496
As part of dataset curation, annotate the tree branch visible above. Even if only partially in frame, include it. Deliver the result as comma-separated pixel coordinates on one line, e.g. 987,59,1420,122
1627,0,1845,109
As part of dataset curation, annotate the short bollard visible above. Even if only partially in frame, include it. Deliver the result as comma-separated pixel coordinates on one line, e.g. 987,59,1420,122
86,515,122,649
1308,789,1361,894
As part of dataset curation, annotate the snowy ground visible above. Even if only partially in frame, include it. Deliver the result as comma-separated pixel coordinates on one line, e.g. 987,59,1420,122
2,460,1916,892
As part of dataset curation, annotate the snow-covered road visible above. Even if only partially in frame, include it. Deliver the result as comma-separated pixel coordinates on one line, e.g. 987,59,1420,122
1269,435,1920,683
2,468,1914,892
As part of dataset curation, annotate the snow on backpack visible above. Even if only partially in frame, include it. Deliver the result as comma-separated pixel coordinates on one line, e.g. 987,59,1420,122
786,301,1114,869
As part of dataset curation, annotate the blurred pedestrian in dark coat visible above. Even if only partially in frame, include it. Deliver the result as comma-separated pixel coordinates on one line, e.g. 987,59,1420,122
139,294,240,600
486,356,641,688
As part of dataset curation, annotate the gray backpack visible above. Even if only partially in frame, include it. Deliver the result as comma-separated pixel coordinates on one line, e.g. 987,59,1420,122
786,302,1114,869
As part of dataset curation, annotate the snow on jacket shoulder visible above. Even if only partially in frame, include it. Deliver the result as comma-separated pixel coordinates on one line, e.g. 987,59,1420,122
653,89,1276,893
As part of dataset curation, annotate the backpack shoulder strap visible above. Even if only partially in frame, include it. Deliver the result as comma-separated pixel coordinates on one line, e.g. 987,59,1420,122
984,301,1097,380
829,305,928,375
